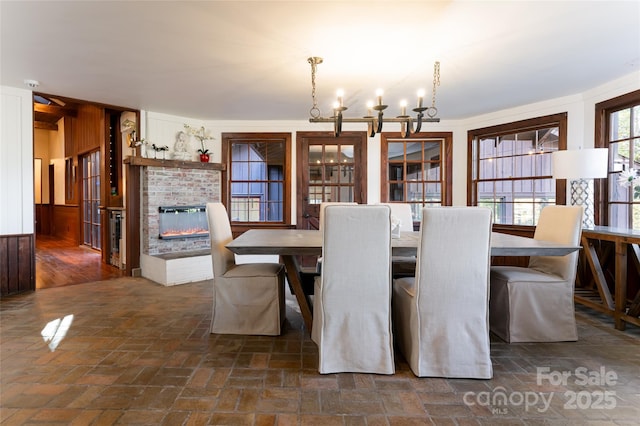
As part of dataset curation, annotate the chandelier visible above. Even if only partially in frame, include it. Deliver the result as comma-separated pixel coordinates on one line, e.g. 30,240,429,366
307,56,441,138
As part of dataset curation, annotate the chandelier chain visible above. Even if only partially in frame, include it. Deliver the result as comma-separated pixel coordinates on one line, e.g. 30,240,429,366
431,61,440,109
308,57,322,118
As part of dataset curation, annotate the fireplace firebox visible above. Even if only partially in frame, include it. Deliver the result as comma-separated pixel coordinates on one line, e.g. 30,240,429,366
158,205,209,239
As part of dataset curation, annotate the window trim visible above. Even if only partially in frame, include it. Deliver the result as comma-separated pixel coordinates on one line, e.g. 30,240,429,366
221,132,292,231
467,113,568,229
594,89,640,226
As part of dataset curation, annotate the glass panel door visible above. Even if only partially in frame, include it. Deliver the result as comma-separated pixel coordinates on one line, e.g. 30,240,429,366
82,150,101,250
296,132,367,230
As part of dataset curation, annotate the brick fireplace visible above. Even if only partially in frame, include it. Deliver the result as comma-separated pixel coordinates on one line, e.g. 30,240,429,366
126,157,223,285
143,167,219,255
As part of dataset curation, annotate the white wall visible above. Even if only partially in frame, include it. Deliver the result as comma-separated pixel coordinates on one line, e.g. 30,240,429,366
143,71,639,216
33,119,67,206
52,117,66,205
456,72,639,205
459,72,639,151
1,70,638,236
34,128,51,204
143,111,456,223
143,112,316,223
0,86,33,235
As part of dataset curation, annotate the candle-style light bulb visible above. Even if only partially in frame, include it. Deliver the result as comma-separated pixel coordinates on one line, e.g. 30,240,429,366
417,89,425,108
400,100,407,116
376,89,384,106
366,100,374,116
332,100,340,111
336,89,344,108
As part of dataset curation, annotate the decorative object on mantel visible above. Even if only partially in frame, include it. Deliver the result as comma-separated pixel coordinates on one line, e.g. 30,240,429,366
184,124,215,162
128,130,144,156
306,56,441,138
618,168,640,199
172,131,191,161
121,114,140,155
150,144,170,160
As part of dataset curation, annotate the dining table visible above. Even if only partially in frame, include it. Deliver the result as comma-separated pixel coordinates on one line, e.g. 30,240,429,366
226,229,582,332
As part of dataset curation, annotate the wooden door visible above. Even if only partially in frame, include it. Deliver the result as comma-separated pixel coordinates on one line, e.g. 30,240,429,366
296,132,368,230
80,150,101,250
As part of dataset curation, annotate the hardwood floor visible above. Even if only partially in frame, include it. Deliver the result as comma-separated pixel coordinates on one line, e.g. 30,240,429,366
35,234,124,289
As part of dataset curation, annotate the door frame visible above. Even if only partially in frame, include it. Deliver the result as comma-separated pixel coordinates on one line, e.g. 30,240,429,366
295,131,368,229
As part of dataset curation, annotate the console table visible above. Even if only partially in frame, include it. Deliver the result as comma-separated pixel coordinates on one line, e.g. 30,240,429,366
576,226,640,330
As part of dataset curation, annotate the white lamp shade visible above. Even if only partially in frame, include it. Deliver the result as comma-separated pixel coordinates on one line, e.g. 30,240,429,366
552,148,608,179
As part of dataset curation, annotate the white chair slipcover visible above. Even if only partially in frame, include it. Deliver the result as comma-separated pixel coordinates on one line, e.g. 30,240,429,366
379,202,414,233
315,202,357,273
393,207,493,379
379,203,416,277
490,205,583,343
206,203,285,335
318,201,358,231
312,205,395,374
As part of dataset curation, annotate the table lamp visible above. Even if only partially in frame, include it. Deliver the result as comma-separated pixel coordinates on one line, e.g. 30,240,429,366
552,148,608,228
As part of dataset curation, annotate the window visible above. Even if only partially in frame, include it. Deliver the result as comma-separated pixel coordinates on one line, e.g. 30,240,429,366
381,132,453,224
468,113,567,226
596,90,640,229
222,133,291,227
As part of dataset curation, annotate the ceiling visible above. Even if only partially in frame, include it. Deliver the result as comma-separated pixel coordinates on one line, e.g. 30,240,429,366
1,1,639,123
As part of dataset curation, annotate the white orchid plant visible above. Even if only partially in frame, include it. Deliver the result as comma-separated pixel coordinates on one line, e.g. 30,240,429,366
618,168,640,199
184,124,215,154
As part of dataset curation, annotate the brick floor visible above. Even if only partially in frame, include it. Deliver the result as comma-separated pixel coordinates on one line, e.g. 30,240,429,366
1,277,639,425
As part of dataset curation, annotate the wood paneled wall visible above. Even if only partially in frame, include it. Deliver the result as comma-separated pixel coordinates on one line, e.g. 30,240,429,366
35,204,52,235
72,104,103,155
0,234,35,296
52,205,80,245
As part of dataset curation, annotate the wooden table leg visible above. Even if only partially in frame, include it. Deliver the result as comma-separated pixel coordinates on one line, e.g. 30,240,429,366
627,244,640,318
614,241,628,331
281,255,313,333
581,235,614,310
576,229,640,331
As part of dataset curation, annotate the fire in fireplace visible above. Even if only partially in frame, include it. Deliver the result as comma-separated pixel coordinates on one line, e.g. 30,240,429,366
158,206,209,239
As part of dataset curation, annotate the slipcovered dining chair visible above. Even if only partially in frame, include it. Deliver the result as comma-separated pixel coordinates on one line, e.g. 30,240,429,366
489,205,583,343
299,202,358,295
379,202,416,277
206,202,286,335
393,207,493,378
314,201,357,272
379,202,415,233
318,201,358,231
312,205,395,374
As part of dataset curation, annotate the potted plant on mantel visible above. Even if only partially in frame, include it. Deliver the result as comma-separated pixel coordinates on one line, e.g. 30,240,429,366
184,124,215,163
